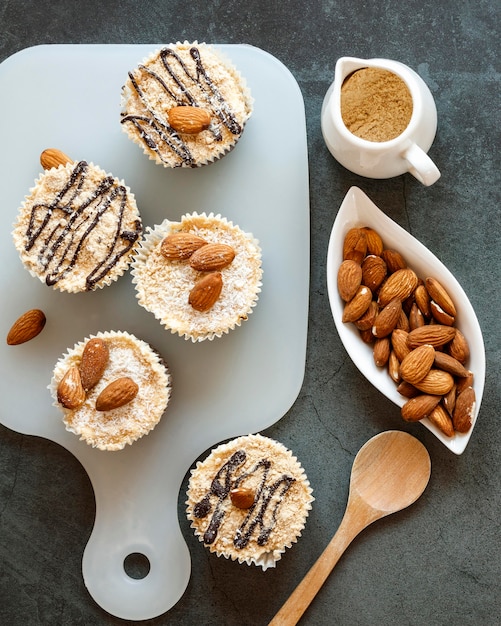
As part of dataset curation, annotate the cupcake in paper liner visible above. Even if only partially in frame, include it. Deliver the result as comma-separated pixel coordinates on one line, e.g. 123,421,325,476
12,152,142,293
50,330,171,451
120,41,253,168
186,434,314,569
131,212,262,342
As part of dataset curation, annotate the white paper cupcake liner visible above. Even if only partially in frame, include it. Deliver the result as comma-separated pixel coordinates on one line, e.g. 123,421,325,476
12,161,142,293
120,41,253,168
50,330,171,451
186,434,314,569
131,211,262,342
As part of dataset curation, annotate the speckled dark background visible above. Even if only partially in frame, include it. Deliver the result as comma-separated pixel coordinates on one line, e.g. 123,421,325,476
1,1,500,625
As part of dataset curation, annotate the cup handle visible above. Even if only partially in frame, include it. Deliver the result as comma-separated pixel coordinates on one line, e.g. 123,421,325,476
403,143,441,186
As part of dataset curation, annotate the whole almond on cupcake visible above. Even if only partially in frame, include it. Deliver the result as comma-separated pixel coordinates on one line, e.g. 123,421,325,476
50,331,171,451
12,151,142,293
186,434,314,569
120,41,253,168
131,212,262,342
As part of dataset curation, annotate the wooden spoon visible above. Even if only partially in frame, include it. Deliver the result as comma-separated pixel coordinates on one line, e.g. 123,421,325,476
269,430,431,626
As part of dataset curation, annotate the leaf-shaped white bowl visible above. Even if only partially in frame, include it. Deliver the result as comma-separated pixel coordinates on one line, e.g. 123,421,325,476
326,186,485,454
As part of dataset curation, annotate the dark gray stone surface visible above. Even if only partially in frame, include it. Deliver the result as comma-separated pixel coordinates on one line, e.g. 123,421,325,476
0,1,500,624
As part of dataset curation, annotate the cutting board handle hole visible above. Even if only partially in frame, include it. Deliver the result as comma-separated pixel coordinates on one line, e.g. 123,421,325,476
123,552,151,580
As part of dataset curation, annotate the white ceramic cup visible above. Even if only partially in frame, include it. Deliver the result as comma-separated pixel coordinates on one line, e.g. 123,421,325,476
321,57,441,186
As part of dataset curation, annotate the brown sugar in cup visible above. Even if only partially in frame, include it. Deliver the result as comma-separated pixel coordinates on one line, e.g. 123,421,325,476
341,67,413,142
131,212,262,342
50,331,171,451
12,159,142,293
120,41,253,168
186,434,314,569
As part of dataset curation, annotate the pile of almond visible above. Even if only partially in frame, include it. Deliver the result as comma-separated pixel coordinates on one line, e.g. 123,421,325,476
338,226,475,437
57,338,139,412
160,232,236,312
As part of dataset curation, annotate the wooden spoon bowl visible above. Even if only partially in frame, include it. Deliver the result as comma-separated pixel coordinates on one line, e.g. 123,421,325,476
269,430,431,625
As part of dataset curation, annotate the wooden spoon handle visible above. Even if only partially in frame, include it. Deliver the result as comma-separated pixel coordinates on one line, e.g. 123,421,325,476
269,495,380,626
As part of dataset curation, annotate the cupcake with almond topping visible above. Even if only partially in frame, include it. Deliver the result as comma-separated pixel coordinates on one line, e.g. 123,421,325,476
131,212,262,342
186,434,314,569
50,330,171,451
120,42,253,168
12,150,142,293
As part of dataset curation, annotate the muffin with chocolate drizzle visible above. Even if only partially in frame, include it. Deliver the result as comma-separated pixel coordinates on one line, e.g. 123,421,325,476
12,149,142,293
186,434,314,569
131,211,262,342
50,330,171,451
120,42,253,168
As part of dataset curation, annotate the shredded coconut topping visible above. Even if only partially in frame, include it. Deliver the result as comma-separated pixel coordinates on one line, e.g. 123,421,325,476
50,331,171,451
186,434,313,568
132,212,263,341
12,162,141,293
120,42,253,167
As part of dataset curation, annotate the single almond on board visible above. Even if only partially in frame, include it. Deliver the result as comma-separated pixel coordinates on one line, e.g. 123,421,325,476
377,268,418,307
7,309,46,345
425,277,457,317
189,272,223,312
413,369,455,395
342,285,372,323
407,325,456,349
401,394,441,422
40,148,73,170
452,386,475,433
57,366,86,410
160,233,208,260
95,377,139,411
79,338,109,391
337,259,363,302
189,243,236,271
230,487,255,509
428,403,455,437
399,344,436,385
167,106,211,134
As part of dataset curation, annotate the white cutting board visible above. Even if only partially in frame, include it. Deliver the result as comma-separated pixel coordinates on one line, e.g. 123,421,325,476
0,44,310,620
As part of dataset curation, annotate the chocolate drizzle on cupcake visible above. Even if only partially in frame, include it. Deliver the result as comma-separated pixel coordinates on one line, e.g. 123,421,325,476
120,43,252,168
21,161,142,290
193,449,296,549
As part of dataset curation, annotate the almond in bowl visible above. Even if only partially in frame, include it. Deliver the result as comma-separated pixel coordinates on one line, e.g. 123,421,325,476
326,187,485,455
